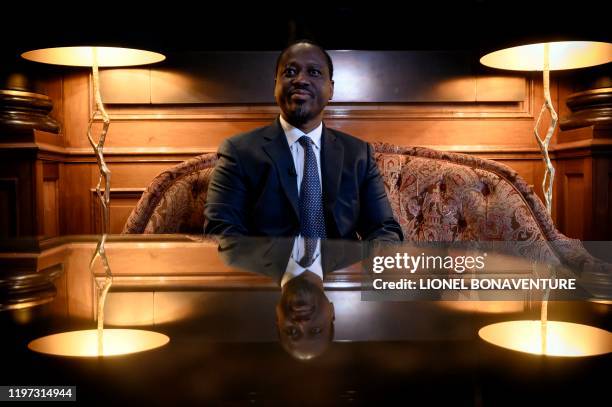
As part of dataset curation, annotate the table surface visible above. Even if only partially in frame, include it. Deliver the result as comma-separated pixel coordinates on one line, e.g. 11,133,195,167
0,235,610,405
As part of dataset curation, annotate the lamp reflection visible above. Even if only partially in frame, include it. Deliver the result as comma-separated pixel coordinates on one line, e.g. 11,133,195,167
27,235,169,357
479,320,612,357
438,300,524,314
28,329,169,357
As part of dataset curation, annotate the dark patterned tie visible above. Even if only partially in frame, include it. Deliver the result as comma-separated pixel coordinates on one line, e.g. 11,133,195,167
298,136,326,241
298,237,319,268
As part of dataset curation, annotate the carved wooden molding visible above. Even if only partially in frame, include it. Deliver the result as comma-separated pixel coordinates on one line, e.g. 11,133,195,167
0,90,60,134
560,88,612,131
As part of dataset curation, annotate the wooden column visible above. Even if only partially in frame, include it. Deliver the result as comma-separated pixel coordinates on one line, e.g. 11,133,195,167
556,73,612,240
0,68,63,237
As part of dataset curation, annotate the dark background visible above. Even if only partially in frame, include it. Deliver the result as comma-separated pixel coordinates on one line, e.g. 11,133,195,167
1,0,610,57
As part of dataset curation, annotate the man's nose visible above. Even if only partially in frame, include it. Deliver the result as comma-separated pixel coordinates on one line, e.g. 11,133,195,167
292,71,310,86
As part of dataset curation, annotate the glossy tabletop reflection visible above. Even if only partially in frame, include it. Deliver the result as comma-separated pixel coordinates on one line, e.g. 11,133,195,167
0,235,610,405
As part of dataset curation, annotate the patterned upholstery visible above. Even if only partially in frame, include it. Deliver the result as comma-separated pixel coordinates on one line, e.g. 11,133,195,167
122,143,609,280
122,153,217,234
374,143,558,242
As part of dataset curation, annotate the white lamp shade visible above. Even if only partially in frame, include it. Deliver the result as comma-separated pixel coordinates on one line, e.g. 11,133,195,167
480,41,612,71
21,46,165,67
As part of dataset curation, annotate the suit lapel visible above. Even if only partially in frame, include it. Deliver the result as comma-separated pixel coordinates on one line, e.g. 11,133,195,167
321,125,344,221
261,119,300,219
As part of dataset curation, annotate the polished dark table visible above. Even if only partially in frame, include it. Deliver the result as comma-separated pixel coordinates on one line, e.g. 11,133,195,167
0,235,610,405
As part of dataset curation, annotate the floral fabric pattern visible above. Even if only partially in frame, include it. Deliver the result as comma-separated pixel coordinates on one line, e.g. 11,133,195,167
122,153,217,234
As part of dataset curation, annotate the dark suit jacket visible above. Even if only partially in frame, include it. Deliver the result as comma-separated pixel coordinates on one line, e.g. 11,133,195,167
216,236,370,285
204,118,403,241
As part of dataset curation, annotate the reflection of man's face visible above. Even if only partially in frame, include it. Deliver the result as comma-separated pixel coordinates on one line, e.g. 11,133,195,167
276,271,334,360
274,43,334,130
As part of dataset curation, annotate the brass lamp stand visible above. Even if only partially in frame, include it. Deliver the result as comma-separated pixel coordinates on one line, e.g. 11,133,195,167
22,46,166,356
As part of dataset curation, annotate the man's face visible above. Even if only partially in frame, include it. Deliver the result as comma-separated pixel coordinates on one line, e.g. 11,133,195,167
274,43,334,128
276,274,334,359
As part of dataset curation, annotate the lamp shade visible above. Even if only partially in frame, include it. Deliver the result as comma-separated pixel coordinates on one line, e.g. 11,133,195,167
21,46,165,67
480,41,612,71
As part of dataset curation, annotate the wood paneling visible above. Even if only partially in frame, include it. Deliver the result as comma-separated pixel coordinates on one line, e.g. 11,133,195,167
563,173,587,239
11,55,608,238
43,179,59,237
555,151,594,240
476,76,526,102
99,69,151,104
42,162,60,237
0,178,18,237
63,243,95,319
105,292,154,326
60,163,92,235
62,72,89,149
608,169,612,238
0,159,37,237
100,51,526,105
91,189,145,234
55,66,553,235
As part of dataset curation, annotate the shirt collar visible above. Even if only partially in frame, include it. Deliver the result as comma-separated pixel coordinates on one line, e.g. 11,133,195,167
279,115,323,149
281,238,323,287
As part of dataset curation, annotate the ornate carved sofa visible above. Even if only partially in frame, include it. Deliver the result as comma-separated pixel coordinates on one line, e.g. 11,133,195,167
122,143,606,278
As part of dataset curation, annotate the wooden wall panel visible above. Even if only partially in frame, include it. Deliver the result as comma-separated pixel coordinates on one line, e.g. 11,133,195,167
42,162,60,237
63,243,95,319
56,153,546,235
0,178,18,237
595,157,612,239
70,118,542,154
100,69,151,104
608,169,612,238
61,72,90,149
91,189,145,234
48,65,561,236
104,292,155,326
60,163,92,235
0,159,37,236
100,51,525,105
42,180,59,237
15,55,611,239
563,173,586,239
555,157,593,240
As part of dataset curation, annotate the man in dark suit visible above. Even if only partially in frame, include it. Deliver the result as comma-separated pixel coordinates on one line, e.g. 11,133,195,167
204,40,403,241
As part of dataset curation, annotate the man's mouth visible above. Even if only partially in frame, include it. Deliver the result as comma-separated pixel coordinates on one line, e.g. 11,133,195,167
290,89,312,99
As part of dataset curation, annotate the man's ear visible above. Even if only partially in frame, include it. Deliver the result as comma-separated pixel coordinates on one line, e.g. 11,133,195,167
329,80,334,101
330,302,335,321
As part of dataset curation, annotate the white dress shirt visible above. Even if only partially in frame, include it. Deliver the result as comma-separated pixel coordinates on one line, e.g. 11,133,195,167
279,115,323,194
281,237,323,287
278,117,325,287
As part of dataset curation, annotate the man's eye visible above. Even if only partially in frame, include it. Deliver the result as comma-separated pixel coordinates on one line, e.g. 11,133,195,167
310,327,323,335
309,69,321,77
285,327,298,337
284,68,296,76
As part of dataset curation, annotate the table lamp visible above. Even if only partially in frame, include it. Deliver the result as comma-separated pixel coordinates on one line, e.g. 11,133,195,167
480,41,612,214
21,46,165,233
22,46,168,357
479,41,612,357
